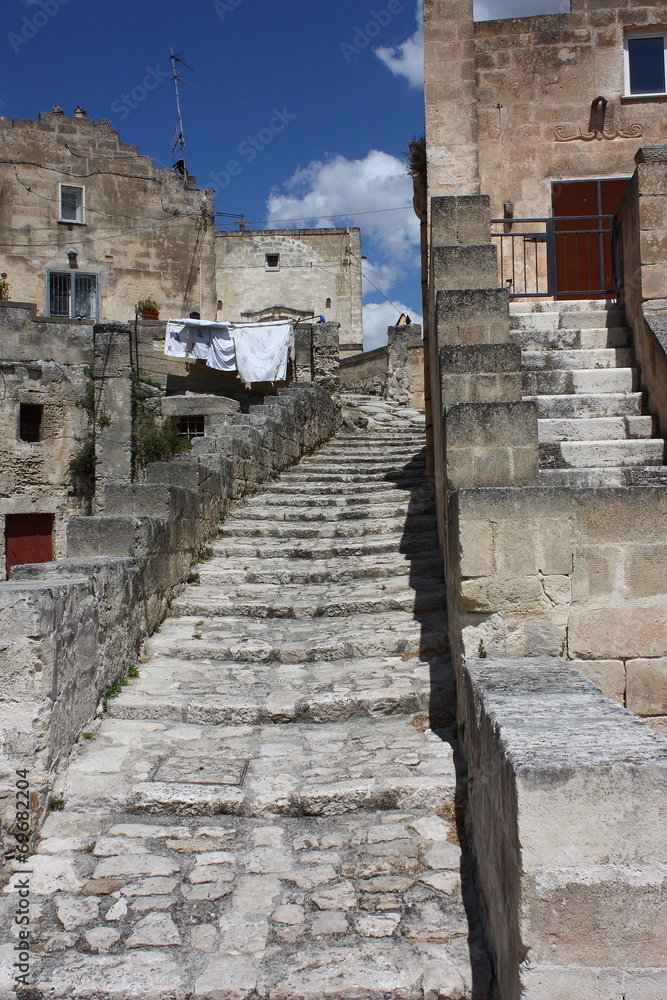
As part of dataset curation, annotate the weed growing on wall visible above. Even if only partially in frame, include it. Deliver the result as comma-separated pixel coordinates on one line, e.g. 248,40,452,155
131,376,191,475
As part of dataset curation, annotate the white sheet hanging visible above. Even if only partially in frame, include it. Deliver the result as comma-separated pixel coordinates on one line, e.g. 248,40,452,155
164,320,189,358
230,321,293,383
207,324,236,372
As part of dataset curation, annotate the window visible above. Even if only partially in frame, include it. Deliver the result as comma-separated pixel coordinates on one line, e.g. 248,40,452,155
265,253,280,271
19,404,43,442
177,415,205,439
326,297,332,309
60,184,85,223
625,32,667,96
48,272,98,319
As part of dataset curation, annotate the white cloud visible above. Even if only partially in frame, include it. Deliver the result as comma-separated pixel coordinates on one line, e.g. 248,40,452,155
474,0,569,19
374,0,424,90
266,150,419,268
363,300,423,352
361,259,397,297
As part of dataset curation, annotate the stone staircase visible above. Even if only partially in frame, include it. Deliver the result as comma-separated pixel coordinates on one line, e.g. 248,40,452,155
15,396,485,1000
510,299,667,486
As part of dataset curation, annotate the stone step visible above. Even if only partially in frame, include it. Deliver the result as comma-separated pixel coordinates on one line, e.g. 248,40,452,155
521,348,634,371
197,554,444,586
537,415,654,443
232,501,435,523
173,581,447,620
510,298,617,313
539,438,665,470
523,368,636,395
107,652,452,726
145,611,448,664
219,516,435,540
297,457,426,472
211,533,440,560
539,465,667,487
510,326,631,350
266,481,431,497
281,471,427,485
251,488,432,507
321,445,426,457
529,392,645,418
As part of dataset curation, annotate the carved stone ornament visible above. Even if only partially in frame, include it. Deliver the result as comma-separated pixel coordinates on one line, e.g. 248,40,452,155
554,121,644,142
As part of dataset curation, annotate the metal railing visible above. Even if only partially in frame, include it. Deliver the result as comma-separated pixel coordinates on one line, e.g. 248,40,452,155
491,215,616,299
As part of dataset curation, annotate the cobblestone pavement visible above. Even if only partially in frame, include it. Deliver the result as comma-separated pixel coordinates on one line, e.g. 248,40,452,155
1,396,488,999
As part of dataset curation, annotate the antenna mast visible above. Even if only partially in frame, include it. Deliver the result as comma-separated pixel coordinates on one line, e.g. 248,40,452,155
170,47,194,177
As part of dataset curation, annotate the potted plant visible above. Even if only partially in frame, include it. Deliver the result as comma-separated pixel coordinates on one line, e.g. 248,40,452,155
0,274,10,300
136,296,160,320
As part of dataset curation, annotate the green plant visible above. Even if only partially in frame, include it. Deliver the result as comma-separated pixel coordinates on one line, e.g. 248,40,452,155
48,795,65,812
478,639,488,659
76,387,96,418
193,632,203,640
132,377,191,474
128,665,139,678
82,732,96,741
98,412,112,428
187,572,201,585
69,438,95,480
0,276,10,300
136,296,159,313
103,677,128,709
198,547,214,562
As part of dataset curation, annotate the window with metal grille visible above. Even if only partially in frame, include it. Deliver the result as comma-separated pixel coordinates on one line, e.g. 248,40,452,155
625,32,667,96
177,415,205,439
48,272,98,319
265,253,280,270
60,184,84,223
19,404,43,442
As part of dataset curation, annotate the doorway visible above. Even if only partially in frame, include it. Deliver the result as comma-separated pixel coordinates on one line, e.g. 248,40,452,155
552,178,631,299
5,513,54,579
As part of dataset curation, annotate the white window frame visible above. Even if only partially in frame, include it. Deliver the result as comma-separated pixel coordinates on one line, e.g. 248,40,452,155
59,183,86,224
624,30,667,97
265,253,280,271
47,270,99,320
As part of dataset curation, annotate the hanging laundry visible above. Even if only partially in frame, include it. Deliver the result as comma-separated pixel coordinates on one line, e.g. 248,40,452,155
230,321,293,383
207,324,236,372
164,320,189,358
188,324,211,361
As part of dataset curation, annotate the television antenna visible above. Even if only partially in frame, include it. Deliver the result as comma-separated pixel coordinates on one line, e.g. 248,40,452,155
170,47,194,177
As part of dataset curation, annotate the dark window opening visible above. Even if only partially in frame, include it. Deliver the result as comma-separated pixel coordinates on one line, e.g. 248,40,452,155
326,297,332,309
19,404,43,442
177,415,205,439
265,253,280,270
48,272,98,319
628,35,666,95
5,513,53,579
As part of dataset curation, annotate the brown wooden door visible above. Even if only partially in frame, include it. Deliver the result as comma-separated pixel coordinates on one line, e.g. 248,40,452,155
552,178,631,299
5,513,53,579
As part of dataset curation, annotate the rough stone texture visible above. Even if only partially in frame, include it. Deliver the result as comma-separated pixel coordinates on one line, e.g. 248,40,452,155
444,401,539,490
436,288,511,347
340,347,388,396
387,325,425,410
2,397,483,1000
440,344,522,407
460,656,667,1000
216,229,363,350
0,385,337,860
93,324,133,511
0,111,216,323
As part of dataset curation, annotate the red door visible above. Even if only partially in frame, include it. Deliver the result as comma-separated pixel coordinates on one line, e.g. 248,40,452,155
5,514,53,579
552,179,631,299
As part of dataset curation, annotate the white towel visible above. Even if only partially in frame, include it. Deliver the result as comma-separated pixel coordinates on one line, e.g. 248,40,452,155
207,325,236,372
188,325,211,361
165,320,189,358
230,322,293,383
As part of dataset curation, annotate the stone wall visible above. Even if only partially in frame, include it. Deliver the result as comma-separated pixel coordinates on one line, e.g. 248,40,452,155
0,384,337,852
425,0,667,216
0,111,216,323
619,148,667,437
339,347,388,396
216,229,363,350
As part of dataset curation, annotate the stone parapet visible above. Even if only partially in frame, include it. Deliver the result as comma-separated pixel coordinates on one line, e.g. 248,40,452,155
444,401,539,491
436,288,511,346
460,656,667,1000
440,344,522,407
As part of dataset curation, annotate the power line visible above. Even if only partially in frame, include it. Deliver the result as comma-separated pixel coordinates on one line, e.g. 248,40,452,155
239,206,413,226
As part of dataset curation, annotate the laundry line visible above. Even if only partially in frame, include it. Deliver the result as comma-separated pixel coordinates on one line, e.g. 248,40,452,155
164,317,295,384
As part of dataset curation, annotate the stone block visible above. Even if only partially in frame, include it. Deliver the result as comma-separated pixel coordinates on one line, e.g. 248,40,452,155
441,343,522,406
431,195,491,247
570,659,625,706
460,575,546,613
568,603,667,660
436,287,510,346
445,401,538,490
432,244,499,291
627,658,667,717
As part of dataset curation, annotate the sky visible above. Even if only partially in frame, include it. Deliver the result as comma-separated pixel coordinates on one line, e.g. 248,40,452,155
3,0,569,349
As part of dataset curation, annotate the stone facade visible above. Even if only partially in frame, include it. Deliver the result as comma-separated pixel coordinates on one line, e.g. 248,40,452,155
0,110,216,323
216,229,363,353
425,0,667,216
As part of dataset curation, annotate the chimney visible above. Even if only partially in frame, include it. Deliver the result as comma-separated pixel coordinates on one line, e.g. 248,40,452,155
74,106,87,118
52,105,64,115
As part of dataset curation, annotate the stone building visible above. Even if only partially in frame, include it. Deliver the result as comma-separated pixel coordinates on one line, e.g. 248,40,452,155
425,0,667,297
216,228,363,355
0,108,217,322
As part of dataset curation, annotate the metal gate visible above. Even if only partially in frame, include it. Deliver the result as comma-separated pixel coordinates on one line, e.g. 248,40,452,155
491,215,616,299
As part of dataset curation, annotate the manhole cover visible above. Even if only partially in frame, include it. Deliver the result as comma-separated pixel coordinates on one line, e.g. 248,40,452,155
149,753,250,787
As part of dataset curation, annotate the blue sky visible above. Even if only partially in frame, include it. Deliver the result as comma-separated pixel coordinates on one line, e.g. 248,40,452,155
3,0,569,348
